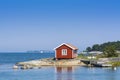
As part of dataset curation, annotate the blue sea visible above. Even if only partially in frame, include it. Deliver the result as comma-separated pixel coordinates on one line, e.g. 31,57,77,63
0,53,120,80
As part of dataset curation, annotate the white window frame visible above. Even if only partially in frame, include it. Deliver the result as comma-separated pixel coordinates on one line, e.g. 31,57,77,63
62,49,67,55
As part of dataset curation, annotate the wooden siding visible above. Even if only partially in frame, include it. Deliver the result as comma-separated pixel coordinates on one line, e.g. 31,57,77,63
56,45,73,59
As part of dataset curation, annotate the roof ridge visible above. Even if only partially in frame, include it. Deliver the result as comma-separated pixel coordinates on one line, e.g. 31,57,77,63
54,43,78,50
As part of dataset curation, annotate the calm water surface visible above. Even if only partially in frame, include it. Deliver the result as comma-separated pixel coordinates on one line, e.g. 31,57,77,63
0,53,120,80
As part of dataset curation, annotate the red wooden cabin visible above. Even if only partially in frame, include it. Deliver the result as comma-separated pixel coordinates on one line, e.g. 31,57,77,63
54,43,78,59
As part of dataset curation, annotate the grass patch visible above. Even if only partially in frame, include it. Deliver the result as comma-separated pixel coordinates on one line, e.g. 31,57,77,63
109,61,120,67
77,54,87,59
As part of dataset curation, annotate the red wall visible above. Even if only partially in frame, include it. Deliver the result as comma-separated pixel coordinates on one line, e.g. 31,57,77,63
56,45,73,59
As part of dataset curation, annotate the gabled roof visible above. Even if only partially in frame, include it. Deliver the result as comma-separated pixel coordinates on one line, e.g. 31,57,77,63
54,43,78,50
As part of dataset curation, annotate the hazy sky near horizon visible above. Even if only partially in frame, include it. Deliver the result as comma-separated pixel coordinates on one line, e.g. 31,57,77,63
0,0,120,52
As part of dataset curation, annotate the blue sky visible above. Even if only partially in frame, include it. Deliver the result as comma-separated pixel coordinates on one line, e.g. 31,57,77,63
0,0,120,52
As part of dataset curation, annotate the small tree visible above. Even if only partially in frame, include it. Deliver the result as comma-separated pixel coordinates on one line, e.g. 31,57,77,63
92,44,100,51
103,46,118,57
86,47,92,52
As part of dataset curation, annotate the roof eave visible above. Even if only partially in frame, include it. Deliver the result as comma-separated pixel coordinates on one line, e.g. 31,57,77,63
54,43,78,50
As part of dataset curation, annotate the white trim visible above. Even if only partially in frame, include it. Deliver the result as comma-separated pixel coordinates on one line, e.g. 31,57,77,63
72,50,73,58
54,43,65,50
54,43,77,50
61,49,67,55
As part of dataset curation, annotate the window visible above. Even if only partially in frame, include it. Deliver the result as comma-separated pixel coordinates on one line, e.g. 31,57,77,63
62,49,67,55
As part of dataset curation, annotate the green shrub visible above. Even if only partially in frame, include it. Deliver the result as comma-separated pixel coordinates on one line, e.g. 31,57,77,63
77,54,87,59
110,62,120,67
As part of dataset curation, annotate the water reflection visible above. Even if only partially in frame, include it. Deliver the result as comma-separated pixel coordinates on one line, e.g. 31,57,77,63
88,67,118,80
55,66,74,80
104,67,117,80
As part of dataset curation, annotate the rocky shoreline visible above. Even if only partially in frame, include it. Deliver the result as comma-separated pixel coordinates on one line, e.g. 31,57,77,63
15,58,85,69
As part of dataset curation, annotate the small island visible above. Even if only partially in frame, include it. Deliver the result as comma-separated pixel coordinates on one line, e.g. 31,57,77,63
16,41,120,69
